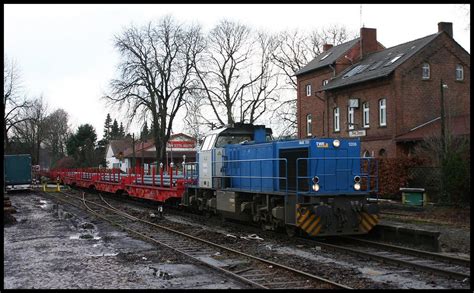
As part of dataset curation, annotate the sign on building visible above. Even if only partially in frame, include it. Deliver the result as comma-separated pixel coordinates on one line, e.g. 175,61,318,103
349,130,366,137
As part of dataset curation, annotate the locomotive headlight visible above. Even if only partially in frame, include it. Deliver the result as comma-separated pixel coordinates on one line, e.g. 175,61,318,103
312,183,320,192
354,182,361,191
312,176,319,184
354,176,361,183
333,139,340,148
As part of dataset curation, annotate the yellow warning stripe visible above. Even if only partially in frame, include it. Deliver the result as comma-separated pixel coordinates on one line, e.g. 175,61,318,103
367,212,379,223
306,217,321,234
310,225,322,236
296,210,310,226
360,217,372,231
301,214,316,230
363,212,377,226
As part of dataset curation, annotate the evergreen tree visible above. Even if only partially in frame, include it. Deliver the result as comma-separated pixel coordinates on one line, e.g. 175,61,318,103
119,122,125,137
103,113,112,141
140,121,149,140
110,119,119,139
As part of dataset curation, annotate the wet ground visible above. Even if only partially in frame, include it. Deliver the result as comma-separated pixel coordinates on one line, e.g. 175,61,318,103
3,192,247,289
4,190,470,289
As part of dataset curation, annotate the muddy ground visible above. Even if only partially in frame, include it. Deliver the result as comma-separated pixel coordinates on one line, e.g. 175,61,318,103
3,192,248,289
4,191,470,289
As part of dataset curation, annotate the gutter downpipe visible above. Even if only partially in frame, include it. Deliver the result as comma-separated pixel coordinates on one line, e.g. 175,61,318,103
326,64,338,136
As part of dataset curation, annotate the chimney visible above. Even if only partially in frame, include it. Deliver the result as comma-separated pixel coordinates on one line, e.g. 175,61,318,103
323,44,333,52
360,27,378,58
438,22,453,38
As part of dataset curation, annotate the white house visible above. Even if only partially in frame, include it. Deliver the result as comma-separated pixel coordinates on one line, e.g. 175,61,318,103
105,139,133,172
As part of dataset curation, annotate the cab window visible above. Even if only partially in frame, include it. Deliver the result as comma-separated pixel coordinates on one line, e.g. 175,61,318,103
215,135,252,147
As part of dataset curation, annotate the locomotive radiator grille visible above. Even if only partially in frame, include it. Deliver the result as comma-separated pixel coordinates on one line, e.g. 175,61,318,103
358,212,379,232
296,208,322,237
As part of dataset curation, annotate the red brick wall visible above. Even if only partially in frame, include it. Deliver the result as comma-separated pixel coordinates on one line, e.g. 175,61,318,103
396,33,471,134
296,32,470,159
297,68,333,138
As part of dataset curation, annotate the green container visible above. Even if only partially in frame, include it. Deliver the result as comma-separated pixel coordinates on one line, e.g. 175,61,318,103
4,154,32,185
400,188,427,206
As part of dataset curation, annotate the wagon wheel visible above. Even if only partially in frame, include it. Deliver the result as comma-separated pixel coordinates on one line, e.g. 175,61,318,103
285,225,297,237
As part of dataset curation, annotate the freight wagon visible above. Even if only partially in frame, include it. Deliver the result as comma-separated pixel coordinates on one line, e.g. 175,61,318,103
4,154,32,190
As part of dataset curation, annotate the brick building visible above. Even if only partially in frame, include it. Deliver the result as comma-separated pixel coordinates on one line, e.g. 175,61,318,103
296,22,470,158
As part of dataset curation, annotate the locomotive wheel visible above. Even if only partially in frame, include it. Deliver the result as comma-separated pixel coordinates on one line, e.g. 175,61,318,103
285,225,297,237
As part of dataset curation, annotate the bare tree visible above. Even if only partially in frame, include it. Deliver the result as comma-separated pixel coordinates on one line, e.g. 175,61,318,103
43,108,71,166
194,20,272,127
183,88,207,142
271,25,354,136
11,97,49,165
4,57,30,152
242,32,280,124
105,15,204,164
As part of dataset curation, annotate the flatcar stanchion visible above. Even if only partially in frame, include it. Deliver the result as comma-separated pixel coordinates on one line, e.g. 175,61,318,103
170,162,174,187
160,162,164,187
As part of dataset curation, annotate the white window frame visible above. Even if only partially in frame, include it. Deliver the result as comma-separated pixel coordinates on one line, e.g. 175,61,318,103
379,98,386,127
348,107,355,130
322,79,329,86
333,107,340,132
305,84,312,97
363,102,370,128
422,63,430,80
456,64,464,81
306,114,312,136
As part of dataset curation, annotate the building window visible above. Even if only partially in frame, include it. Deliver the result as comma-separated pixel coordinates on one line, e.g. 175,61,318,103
305,84,312,96
348,107,355,130
379,98,386,126
363,150,371,157
306,114,312,136
422,63,430,79
333,107,340,132
362,102,370,128
378,149,387,158
322,79,329,86
456,64,464,81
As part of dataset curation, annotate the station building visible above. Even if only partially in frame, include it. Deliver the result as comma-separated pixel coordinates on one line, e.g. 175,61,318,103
119,133,198,173
296,22,470,158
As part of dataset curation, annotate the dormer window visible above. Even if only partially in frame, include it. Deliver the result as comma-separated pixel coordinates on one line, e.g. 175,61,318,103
383,53,404,67
422,63,430,79
320,52,332,61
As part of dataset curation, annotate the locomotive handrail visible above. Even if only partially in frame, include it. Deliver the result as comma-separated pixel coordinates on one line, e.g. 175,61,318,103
212,157,288,194
296,157,378,199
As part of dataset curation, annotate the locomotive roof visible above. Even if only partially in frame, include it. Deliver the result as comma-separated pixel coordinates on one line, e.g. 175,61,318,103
205,124,272,137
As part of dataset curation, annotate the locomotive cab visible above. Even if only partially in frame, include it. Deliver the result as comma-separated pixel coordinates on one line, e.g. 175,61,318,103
198,123,272,189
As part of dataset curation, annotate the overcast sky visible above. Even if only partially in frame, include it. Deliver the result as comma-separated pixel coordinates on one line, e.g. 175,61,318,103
5,4,470,140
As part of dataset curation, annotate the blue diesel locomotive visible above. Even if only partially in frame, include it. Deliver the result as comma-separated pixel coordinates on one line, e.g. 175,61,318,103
183,123,379,237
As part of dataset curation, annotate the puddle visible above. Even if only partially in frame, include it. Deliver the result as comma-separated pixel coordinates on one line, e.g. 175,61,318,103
79,222,96,230
357,267,445,289
69,233,102,240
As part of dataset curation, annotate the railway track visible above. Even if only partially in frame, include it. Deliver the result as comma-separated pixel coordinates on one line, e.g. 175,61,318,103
303,236,470,281
45,190,350,289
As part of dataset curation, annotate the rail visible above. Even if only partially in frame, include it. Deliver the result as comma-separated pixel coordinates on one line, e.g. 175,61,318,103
47,190,350,289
